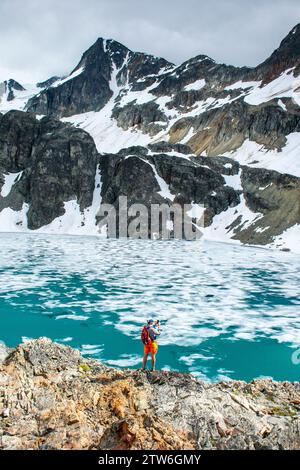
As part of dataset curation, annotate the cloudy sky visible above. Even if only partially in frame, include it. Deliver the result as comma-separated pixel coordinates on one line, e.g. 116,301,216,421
0,0,299,83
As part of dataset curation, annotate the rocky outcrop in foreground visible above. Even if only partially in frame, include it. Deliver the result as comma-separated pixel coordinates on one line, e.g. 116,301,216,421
0,338,299,450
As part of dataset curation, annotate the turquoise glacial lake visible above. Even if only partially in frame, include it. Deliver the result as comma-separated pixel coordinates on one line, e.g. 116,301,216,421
0,233,300,382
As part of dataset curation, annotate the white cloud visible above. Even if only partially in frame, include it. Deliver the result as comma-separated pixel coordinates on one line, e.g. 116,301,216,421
0,0,299,83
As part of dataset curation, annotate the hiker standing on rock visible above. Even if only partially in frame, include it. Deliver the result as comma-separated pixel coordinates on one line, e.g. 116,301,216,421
141,319,161,371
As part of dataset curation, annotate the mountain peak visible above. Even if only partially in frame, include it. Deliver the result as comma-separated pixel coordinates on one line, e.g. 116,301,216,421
256,23,300,83
1,79,25,102
73,36,130,75
5,79,25,91
89,37,132,57
276,23,300,57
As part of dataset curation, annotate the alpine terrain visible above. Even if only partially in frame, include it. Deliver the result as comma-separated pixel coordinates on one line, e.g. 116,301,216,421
1,24,300,251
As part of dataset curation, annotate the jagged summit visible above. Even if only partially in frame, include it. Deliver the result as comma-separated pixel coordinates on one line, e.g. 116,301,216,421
255,23,300,83
25,23,300,117
26,34,174,117
4,79,24,91
182,54,216,66
74,37,130,73
36,76,61,89
277,22,300,56
0,78,25,103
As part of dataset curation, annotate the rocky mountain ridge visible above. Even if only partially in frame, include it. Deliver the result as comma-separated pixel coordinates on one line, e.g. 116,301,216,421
22,24,300,163
0,109,299,248
0,25,299,250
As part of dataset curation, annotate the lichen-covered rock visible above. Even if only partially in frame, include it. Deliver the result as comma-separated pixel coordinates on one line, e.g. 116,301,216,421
0,339,299,450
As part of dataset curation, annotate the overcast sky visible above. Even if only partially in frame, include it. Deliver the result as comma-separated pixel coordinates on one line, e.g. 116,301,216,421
0,0,299,83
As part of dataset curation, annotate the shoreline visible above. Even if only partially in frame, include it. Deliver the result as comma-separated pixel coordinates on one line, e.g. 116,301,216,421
0,229,299,256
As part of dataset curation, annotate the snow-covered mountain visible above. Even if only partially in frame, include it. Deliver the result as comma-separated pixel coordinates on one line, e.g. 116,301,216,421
0,24,300,251
22,24,300,177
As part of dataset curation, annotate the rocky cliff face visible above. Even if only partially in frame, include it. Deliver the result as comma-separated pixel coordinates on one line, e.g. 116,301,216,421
254,23,300,84
0,338,299,450
98,146,300,244
0,110,299,246
0,110,98,229
0,111,300,245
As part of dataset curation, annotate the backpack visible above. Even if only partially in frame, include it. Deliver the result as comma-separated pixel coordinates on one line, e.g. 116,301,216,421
141,326,152,345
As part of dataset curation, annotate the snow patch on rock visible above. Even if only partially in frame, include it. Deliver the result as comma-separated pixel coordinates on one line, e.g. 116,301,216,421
223,134,300,177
